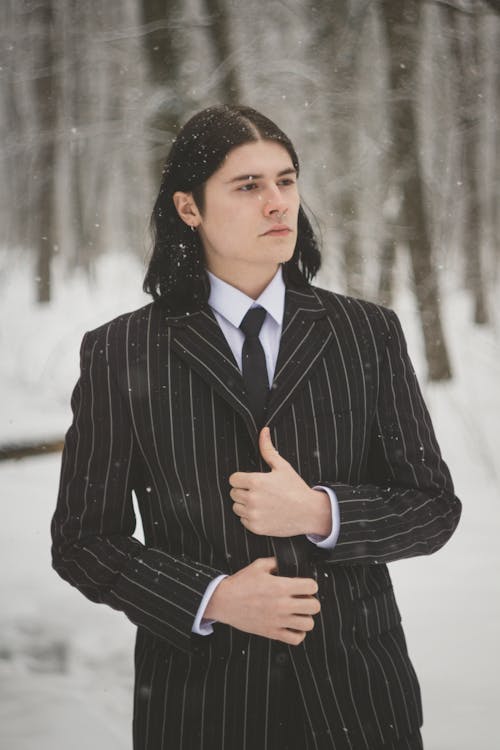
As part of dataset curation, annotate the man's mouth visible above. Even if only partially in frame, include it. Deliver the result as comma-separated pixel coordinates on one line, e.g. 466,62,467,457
262,225,292,236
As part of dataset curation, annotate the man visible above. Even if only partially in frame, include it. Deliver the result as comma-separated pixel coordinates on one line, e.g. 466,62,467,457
52,105,461,749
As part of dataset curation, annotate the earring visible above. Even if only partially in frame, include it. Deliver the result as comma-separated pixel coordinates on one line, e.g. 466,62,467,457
190,225,196,232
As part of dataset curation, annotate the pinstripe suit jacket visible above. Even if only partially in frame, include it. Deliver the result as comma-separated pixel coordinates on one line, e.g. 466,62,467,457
51,283,461,750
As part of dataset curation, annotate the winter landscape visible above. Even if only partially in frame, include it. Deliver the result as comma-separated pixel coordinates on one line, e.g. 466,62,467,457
2,0,499,748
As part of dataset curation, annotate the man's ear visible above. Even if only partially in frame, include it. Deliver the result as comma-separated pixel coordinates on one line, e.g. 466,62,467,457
172,191,201,229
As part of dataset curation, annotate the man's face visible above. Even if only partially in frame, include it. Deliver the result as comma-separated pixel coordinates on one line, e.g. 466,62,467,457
195,140,300,277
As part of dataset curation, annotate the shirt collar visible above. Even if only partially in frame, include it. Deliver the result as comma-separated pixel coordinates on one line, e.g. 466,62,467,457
207,267,286,329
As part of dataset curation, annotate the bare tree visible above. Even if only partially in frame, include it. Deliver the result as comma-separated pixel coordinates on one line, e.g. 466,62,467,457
28,0,58,303
441,4,489,323
60,2,109,273
379,0,452,380
50,1,151,273
200,0,242,104
377,190,401,308
0,2,27,253
140,0,185,182
310,0,370,298
493,24,500,278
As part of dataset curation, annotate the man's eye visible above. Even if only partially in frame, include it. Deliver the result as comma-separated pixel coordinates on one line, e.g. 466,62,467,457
278,178,295,186
238,183,258,192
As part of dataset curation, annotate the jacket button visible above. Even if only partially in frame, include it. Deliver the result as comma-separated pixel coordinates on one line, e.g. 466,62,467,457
274,651,289,667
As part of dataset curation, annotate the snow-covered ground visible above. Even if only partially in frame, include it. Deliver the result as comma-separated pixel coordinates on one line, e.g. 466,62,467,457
1,252,499,749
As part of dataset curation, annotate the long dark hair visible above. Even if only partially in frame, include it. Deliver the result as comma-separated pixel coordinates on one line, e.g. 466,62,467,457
143,105,321,312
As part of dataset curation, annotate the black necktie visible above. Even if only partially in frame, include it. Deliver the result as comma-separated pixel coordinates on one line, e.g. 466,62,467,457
240,306,313,579
240,306,269,428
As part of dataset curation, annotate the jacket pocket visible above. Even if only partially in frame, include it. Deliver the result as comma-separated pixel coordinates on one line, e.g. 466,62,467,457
352,586,402,640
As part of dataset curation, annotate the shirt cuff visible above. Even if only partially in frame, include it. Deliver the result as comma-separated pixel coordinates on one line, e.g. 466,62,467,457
306,486,340,549
192,574,228,636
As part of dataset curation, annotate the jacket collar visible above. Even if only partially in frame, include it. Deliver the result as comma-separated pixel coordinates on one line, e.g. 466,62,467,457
160,284,332,440
206,267,285,329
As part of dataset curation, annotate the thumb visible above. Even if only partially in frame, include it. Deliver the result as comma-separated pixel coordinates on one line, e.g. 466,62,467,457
259,427,282,470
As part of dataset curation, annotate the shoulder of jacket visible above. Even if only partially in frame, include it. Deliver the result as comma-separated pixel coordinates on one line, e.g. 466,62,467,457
310,285,397,328
82,302,156,345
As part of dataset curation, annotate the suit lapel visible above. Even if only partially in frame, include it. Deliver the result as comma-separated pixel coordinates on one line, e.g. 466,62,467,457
167,306,258,436
265,285,332,428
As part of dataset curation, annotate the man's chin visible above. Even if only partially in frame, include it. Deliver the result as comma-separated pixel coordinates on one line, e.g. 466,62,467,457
263,241,295,263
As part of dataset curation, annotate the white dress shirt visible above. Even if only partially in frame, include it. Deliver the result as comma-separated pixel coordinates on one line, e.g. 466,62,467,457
192,267,340,635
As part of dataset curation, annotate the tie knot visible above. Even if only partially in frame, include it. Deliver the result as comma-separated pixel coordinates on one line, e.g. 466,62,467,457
239,306,266,338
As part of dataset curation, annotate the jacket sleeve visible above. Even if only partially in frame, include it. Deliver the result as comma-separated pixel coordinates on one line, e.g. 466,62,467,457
316,308,461,565
51,328,223,653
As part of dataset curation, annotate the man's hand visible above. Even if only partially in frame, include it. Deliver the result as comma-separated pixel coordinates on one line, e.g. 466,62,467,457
203,557,321,645
229,427,332,537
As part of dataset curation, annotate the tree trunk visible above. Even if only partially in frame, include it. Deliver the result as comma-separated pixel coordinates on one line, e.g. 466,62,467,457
66,2,117,273
313,0,366,297
200,0,241,104
378,238,396,308
482,0,500,12
0,3,26,252
494,23,500,277
141,0,184,182
380,0,452,380
444,6,488,324
30,0,57,303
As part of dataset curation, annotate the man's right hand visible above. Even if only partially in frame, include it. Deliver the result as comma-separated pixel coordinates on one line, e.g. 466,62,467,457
203,556,321,646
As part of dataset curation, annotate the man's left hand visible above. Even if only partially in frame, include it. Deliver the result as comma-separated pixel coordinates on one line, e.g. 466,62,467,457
229,427,331,537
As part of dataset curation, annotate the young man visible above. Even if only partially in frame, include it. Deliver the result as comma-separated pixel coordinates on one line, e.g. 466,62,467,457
52,105,461,749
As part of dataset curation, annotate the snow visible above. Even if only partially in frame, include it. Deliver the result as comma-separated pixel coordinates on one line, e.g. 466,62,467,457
0,250,149,444
1,255,499,749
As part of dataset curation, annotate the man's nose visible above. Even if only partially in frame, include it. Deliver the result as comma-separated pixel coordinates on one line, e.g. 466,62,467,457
262,185,287,218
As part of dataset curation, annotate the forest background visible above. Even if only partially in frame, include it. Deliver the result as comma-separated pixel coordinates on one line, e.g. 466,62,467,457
0,1,499,748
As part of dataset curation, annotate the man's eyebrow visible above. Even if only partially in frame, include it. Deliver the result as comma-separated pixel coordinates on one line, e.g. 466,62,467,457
225,167,297,184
